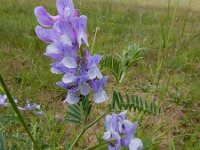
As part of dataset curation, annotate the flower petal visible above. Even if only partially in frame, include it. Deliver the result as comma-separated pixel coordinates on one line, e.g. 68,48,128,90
93,90,108,103
61,56,77,68
56,81,67,89
34,6,59,27
56,0,75,19
80,82,90,95
129,138,143,150
90,77,108,93
61,34,72,46
62,72,76,83
121,120,138,147
50,67,63,74
35,26,60,43
44,43,63,60
88,67,102,80
64,92,80,104
105,115,113,130
102,131,112,141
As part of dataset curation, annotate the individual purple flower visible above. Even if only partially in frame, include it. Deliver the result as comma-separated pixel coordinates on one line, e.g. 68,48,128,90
102,129,121,150
63,76,90,104
0,95,9,107
18,100,44,115
84,50,102,80
71,16,88,47
120,120,138,147
54,21,76,46
103,111,142,150
64,91,80,104
90,77,108,103
56,0,78,20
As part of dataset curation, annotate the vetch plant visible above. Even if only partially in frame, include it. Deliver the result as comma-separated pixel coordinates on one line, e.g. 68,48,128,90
0,0,161,149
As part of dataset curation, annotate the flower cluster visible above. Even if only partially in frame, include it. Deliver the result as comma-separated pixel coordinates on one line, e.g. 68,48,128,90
103,111,143,150
0,94,43,115
34,0,108,104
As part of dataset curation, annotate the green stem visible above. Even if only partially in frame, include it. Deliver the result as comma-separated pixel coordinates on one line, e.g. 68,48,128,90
83,142,107,150
69,109,110,150
0,74,40,150
69,127,86,150
86,108,109,129
0,85,4,93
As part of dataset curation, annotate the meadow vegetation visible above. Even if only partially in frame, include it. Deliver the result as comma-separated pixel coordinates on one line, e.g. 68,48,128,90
0,0,200,149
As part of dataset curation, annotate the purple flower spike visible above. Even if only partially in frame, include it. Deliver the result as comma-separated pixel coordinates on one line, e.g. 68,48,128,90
71,16,88,47
35,0,108,104
34,6,59,27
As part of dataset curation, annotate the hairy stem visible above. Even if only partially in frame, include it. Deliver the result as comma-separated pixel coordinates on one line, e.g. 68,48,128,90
69,108,109,150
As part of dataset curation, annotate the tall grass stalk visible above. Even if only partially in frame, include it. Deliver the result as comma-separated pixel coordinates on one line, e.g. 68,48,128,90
0,74,40,150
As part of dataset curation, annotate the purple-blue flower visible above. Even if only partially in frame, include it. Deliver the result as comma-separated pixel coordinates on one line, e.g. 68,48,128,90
56,0,78,20
84,50,103,80
103,111,143,150
90,77,108,103
18,100,44,115
0,94,43,115
71,16,88,47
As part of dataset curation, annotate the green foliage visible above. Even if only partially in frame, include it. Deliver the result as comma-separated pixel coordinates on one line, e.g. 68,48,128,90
0,136,4,150
101,55,123,83
111,91,161,115
65,96,92,126
101,44,145,83
119,44,145,69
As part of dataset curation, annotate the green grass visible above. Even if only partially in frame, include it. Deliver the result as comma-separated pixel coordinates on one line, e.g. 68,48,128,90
0,0,200,149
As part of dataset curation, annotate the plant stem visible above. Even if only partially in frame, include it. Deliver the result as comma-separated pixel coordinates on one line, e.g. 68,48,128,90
83,142,107,150
69,109,110,150
0,74,40,150
69,127,86,150
86,109,109,129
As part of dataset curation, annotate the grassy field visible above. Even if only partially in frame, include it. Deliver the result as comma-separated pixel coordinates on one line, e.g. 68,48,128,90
0,0,200,149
